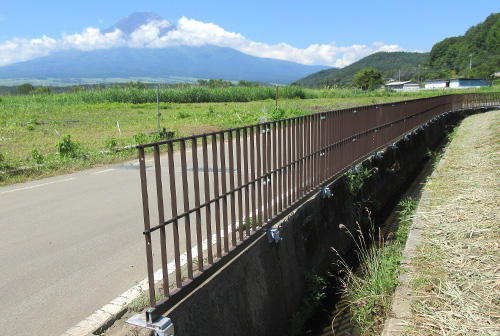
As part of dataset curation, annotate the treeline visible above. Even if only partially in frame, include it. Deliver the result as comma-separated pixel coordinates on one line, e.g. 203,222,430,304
428,12,500,80
294,52,429,88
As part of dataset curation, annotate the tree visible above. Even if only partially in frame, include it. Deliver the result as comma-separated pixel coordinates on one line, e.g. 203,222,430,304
34,87,52,95
16,83,35,95
353,68,384,90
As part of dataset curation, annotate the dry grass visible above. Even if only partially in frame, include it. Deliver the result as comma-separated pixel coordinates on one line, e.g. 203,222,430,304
405,110,500,335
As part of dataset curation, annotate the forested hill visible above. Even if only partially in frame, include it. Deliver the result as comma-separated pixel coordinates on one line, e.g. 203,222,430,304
293,52,429,88
295,12,500,88
428,12,500,79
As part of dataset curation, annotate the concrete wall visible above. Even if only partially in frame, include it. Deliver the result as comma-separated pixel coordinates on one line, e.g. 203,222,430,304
164,111,466,336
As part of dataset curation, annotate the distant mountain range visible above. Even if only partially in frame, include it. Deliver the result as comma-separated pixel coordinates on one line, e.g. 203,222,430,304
294,52,429,87
0,12,329,85
296,12,500,87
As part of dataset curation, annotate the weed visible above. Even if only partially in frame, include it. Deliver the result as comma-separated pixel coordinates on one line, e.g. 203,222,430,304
333,210,401,334
129,287,150,312
132,132,148,145
55,134,81,158
104,135,118,150
345,167,373,199
267,106,286,121
31,147,44,164
289,272,327,335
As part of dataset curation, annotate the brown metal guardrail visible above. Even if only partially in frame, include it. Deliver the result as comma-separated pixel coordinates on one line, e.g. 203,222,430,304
136,92,499,323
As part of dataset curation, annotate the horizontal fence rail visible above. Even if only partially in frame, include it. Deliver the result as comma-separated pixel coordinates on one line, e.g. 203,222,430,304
137,92,499,320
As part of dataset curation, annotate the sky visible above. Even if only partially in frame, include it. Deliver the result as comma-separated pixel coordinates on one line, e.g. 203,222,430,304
0,0,499,68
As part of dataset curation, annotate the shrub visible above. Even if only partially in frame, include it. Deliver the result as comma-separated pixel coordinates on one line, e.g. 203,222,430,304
133,132,148,145
55,135,81,158
31,147,44,164
104,136,118,150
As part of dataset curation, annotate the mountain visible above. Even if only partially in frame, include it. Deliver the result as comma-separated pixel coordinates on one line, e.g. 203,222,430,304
0,45,329,85
428,12,500,79
296,12,500,87
0,12,329,85
101,12,175,36
294,52,429,87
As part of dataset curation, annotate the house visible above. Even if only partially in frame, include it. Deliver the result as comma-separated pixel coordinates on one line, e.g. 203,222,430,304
424,78,489,89
384,81,420,91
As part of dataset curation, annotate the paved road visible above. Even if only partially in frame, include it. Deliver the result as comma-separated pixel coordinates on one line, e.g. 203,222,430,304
0,134,267,336
0,161,151,336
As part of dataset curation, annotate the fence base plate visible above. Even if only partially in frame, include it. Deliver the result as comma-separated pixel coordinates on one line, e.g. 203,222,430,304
126,313,175,336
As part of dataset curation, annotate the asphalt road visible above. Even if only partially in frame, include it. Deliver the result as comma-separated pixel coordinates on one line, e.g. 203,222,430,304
0,161,152,336
0,134,266,336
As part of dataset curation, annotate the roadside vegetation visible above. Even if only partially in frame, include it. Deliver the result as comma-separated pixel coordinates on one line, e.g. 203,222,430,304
332,191,418,334
0,83,496,186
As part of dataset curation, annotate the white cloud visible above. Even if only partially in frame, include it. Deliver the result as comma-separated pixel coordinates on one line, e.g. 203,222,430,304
0,17,406,68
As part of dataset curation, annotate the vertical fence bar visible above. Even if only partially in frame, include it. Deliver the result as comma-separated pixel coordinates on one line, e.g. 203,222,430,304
256,124,263,227
277,120,283,214
191,138,204,273
287,119,293,206
211,134,222,259
153,144,170,296
138,147,157,307
167,142,182,288
293,118,299,203
201,136,213,265
180,139,193,280
262,124,268,224
242,128,250,237
236,129,244,242
272,121,278,217
267,123,273,220
227,131,237,248
250,126,257,232
219,132,229,254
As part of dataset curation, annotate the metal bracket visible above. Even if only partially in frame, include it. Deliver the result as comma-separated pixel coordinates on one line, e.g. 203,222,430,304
374,152,383,160
321,187,333,198
403,135,410,141
267,227,282,243
350,165,361,174
391,142,398,150
262,177,271,185
320,114,327,120
127,313,175,336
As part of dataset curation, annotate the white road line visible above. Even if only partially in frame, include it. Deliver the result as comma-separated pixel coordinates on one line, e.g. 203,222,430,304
0,178,76,195
90,169,114,175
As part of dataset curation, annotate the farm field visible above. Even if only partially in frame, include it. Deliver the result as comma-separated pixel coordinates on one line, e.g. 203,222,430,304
0,85,489,186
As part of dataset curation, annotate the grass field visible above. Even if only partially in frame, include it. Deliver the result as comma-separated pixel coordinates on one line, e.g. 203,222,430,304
0,85,495,185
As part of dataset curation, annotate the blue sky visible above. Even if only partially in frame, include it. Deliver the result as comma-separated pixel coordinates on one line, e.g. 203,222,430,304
0,0,499,68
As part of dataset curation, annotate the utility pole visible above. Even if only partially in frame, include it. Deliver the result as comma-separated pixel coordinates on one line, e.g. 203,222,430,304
418,64,420,83
470,54,473,71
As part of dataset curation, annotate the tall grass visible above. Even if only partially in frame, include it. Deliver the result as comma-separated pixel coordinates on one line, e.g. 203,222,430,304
333,198,418,334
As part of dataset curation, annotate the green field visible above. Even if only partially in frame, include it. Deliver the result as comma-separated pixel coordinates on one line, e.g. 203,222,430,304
0,85,494,185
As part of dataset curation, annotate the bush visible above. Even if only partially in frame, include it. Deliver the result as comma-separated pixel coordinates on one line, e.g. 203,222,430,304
16,83,35,95
133,132,148,145
56,135,81,158
104,136,118,150
31,148,44,164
